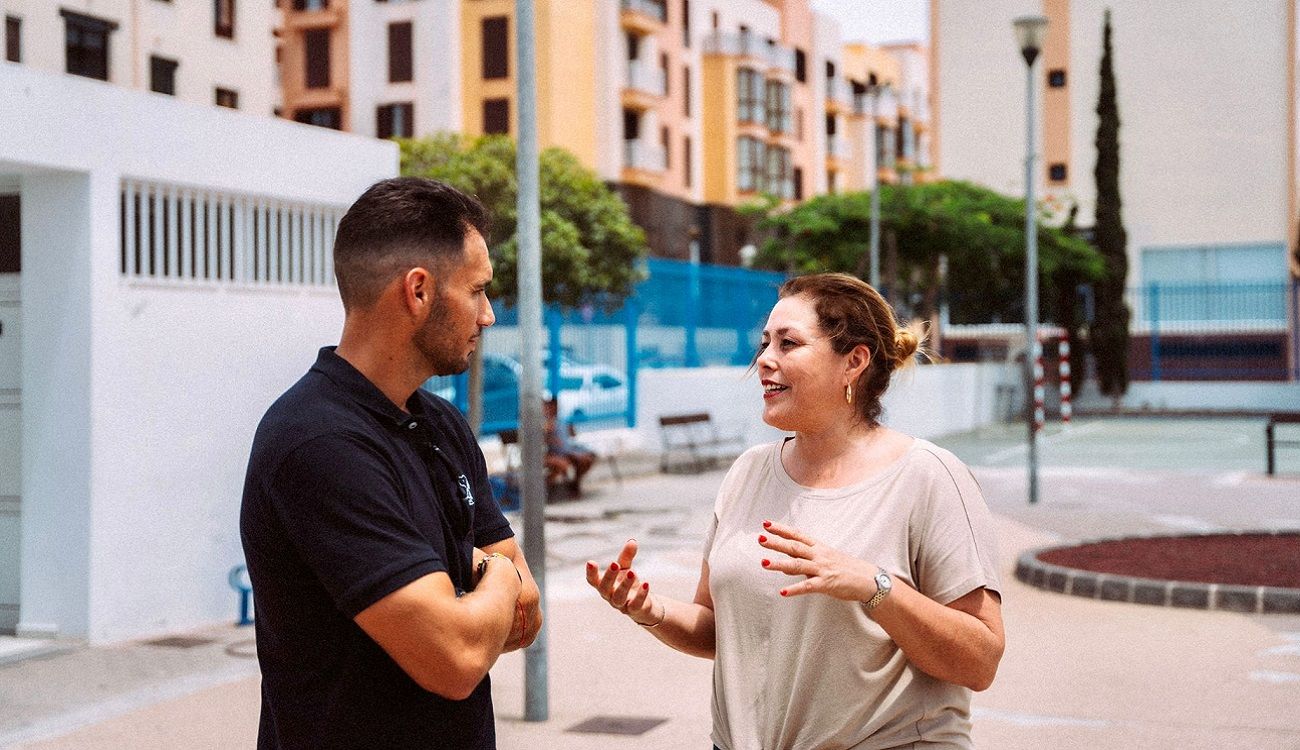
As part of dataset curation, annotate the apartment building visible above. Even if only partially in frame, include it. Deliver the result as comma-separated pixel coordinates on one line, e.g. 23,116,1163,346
276,0,927,264
933,0,1297,293
1,0,278,114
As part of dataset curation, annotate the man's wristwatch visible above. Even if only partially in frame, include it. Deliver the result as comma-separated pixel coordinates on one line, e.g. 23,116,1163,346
861,569,893,612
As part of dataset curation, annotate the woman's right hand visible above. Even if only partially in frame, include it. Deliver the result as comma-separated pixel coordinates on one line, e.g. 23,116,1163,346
586,539,658,625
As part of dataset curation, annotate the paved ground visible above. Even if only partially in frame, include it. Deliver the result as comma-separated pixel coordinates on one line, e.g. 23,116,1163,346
3,416,1300,749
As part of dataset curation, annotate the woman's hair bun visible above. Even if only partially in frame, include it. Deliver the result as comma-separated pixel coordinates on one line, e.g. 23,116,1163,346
893,323,923,368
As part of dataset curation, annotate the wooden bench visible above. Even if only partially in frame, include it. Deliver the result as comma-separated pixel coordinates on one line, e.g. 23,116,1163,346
1266,413,1300,476
658,412,747,474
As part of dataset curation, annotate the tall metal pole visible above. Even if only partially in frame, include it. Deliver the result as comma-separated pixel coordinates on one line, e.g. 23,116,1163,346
515,0,548,720
868,86,882,289
1022,41,1042,506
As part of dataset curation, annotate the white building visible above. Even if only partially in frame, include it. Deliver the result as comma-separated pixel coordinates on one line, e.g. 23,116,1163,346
3,0,279,115
0,62,395,643
932,0,1296,295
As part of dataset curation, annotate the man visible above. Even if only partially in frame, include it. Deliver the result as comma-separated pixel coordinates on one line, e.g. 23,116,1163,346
241,177,542,749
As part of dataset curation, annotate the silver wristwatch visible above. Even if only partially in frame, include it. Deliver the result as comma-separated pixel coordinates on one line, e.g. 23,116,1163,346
861,570,893,612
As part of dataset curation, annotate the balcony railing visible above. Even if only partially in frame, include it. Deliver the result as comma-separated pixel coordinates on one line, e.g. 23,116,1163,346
826,77,849,106
626,60,666,97
702,32,795,73
624,139,667,172
620,0,666,23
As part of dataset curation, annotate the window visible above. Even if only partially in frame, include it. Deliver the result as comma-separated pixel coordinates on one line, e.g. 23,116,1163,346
5,16,20,63
765,79,791,134
792,167,803,200
292,0,327,9
305,29,330,88
766,146,791,198
294,107,341,129
214,0,235,39
683,66,691,116
150,55,178,95
737,136,759,192
876,125,894,168
682,0,690,48
62,10,117,81
482,16,508,79
661,126,670,169
794,48,806,83
1048,163,1068,182
825,60,835,81
483,97,509,134
684,135,692,188
377,102,414,138
1048,68,1067,88
622,108,639,140
737,67,762,124
388,22,412,83
711,11,719,29
215,87,238,108
827,170,836,194
0,195,18,273
660,52,669,96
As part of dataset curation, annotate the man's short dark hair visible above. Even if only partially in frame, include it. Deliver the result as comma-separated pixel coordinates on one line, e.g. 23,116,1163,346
333,177,489,311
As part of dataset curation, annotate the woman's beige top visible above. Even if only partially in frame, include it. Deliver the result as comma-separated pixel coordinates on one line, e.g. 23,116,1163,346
705,439,1001,750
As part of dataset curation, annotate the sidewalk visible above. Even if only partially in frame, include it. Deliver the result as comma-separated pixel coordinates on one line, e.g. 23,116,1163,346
5,418,1300,749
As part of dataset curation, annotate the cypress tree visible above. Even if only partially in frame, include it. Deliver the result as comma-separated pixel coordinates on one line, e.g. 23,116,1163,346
1090,8,1131,398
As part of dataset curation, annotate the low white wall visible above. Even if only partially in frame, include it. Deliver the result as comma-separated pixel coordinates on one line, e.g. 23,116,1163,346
1090,381,1300,413
634,362,1010,450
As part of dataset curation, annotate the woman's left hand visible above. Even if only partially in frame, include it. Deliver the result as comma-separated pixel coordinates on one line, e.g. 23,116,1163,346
758,520,877,601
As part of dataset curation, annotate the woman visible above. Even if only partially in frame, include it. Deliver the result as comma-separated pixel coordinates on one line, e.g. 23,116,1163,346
586,273,1004,750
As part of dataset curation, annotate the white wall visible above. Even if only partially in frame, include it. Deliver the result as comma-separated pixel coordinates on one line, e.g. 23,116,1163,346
349,0,462,138
634,362,1009,450
4,0,278,115
1,64,396,642
1085,381,1300,413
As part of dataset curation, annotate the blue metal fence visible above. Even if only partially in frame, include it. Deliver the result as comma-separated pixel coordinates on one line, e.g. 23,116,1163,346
424,258,787,434
1125,280,1294,381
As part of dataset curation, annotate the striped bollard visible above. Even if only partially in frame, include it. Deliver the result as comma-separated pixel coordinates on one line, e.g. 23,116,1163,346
1058,338,1072,424
1033,338,1045,433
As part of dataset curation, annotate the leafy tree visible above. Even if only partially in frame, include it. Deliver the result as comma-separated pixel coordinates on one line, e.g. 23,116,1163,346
747,180,1103,328
1090,8,1131,399
399,133,648,432
399,133,647,310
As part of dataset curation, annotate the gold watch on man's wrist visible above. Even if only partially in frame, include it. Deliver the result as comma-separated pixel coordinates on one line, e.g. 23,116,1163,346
861,570,893,612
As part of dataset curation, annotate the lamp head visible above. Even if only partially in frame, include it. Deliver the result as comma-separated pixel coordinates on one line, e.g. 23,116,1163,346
1013,15,1049,66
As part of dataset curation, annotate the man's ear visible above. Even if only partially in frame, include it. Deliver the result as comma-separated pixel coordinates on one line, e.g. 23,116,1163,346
403,267,435,315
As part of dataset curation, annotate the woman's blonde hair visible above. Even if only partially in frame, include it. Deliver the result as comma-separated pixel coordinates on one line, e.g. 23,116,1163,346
778,272,925,426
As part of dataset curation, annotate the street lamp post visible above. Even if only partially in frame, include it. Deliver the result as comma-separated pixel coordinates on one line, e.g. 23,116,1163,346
866,83,892,290
1014,15,1048,505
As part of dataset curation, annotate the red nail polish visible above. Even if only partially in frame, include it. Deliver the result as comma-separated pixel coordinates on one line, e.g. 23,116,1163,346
763,520,772,529
758,535,767,543
761,559,770,568
780,589,788,597
586,561,595,570
610,563,619,571
642,582,649,591
627,571,635,580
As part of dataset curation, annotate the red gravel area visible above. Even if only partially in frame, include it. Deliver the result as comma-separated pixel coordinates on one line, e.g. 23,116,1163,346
1037,533,1300,588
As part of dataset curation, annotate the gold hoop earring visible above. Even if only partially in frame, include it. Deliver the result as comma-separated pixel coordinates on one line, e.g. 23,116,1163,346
845,383,853,405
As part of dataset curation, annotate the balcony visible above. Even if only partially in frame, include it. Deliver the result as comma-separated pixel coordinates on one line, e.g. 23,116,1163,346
620,0,666,34
825,78,849,112
624,59,666,99
826,135,842,159
702,32,795,74
624,139,667,171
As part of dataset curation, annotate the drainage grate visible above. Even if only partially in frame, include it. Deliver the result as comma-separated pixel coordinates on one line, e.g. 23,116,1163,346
143,636,216,649
565,716,668,736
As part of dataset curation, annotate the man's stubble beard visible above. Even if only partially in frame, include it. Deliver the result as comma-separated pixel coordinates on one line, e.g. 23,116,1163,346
414,296,471,376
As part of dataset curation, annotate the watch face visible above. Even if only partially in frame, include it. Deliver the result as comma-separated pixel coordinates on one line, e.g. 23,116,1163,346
876,572,892,592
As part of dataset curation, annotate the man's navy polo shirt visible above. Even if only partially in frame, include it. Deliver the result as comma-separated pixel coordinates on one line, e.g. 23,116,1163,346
240,347,514,750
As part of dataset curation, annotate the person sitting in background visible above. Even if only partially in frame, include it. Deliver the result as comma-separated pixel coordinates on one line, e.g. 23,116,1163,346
544,398,596,496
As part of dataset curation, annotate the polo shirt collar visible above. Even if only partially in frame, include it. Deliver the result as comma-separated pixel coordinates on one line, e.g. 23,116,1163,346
311,346,435,432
